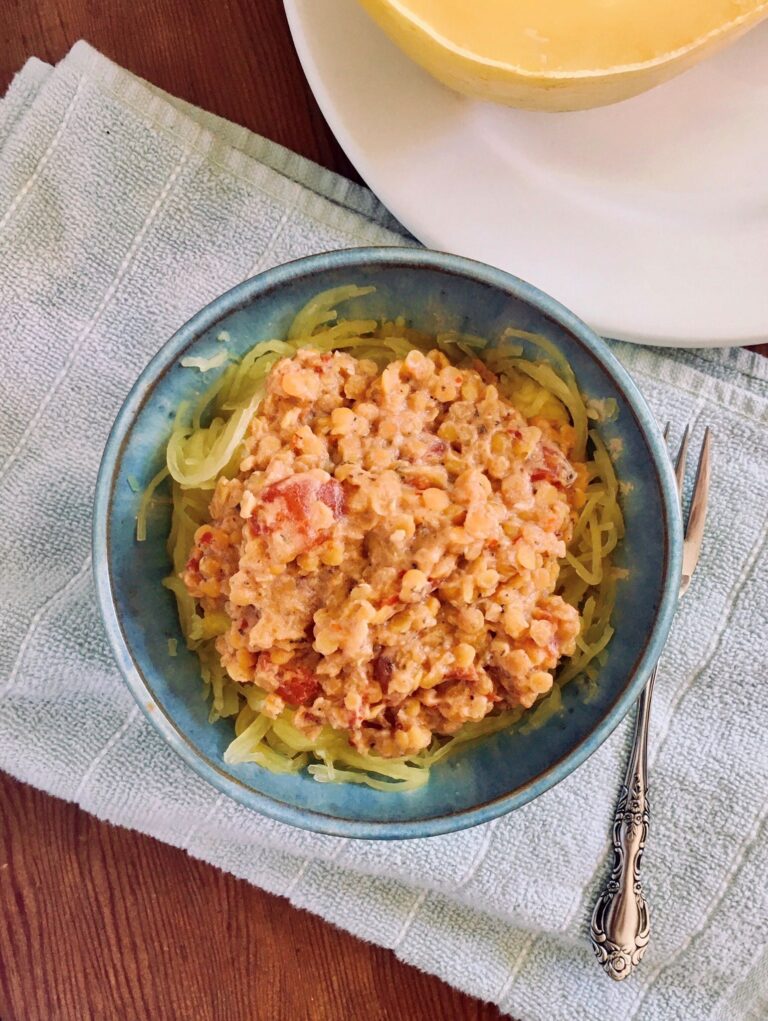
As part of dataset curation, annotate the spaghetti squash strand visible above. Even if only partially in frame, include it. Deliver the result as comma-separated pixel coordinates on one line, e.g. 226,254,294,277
158,287,622,788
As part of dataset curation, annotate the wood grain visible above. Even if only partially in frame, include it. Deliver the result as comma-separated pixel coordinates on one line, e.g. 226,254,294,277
0,4,507,1017
0,1,764,1017
0,773,504,1021
0,0,358,181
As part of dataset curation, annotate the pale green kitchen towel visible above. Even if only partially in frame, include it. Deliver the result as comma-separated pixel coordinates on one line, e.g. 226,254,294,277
1,41,767,1021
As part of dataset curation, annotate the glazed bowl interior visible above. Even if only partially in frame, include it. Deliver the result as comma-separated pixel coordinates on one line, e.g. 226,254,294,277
94,248,682,839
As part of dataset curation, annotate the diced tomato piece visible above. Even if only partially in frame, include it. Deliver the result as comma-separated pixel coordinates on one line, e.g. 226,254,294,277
199,531,213,545
372,654,394,688
275,667,320,707
471,359,498,385
261,475,345,530
485,664,515,697
186,556,200,573
426,439,447,461
252,475,347,557
442,670,477,686
528,441,577,489
317,479,345,518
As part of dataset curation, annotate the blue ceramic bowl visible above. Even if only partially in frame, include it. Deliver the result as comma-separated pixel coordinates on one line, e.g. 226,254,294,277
94,248,682,839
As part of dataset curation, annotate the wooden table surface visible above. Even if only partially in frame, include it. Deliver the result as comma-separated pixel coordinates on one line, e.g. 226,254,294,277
0,2,508,1019
1,4,765,1020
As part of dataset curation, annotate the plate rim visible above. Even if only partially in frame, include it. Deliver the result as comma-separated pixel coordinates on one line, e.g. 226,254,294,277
93,245,683,840
284,0,768,349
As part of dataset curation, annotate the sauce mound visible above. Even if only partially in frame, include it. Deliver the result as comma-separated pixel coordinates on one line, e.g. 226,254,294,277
183,348,584,758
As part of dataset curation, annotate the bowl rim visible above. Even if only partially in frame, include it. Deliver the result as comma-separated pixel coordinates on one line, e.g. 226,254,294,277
93,246,683,840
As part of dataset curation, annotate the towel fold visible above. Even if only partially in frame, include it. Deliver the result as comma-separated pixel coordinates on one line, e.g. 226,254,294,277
2,42,768,1021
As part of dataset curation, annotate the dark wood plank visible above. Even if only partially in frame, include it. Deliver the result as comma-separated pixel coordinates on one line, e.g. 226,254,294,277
0,1,764,1017
0,772,505,1021
0,2,508,1017
0,3,512,1017
0,0,358,181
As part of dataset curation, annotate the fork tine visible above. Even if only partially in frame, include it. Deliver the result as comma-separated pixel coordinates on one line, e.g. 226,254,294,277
680,428,712,594
663,421,671,442
685,428,712,543
674,424,691,497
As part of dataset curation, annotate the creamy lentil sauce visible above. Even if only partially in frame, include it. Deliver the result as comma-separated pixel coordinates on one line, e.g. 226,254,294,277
182,347,586,758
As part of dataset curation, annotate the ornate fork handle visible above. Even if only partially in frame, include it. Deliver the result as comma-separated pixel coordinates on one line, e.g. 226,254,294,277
589,425,710,981
590,664,656,980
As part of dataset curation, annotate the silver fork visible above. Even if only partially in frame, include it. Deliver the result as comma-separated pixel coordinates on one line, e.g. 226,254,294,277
589,424,712,981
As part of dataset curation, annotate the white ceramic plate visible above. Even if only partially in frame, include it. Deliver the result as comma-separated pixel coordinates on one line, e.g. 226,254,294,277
284,0,768,346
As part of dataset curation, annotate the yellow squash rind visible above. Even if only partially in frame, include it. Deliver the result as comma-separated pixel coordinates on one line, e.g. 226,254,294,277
357,0,768,111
